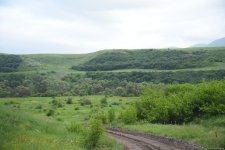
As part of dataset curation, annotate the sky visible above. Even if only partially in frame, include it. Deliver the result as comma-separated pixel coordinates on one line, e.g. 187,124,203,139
0,0,225,54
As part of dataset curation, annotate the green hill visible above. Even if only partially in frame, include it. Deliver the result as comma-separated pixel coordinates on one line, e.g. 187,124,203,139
1,47,223,73
72,48,225,71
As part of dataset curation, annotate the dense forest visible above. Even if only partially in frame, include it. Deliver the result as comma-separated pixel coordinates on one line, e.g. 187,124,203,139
0,54,22,72
72,49,225,71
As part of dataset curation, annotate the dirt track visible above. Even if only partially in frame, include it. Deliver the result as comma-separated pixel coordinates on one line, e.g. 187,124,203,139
106,128,207,150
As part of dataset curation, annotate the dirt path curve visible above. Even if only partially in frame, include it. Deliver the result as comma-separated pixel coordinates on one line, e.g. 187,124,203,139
106,128,207,150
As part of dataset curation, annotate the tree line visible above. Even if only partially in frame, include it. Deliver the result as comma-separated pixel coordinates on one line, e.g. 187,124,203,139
0,69,225,98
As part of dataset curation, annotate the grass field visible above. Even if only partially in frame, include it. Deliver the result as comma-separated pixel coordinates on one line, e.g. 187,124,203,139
0,96,137,150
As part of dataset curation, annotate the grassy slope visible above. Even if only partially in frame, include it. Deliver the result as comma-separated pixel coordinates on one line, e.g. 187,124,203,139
18,50,105,73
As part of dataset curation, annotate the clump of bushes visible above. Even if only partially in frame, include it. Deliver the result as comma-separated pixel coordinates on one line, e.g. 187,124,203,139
51,98,63,108
100,97,108,107
46,109,55,116
108,108,115,123
119,106,137,124
136,80,225,124
74,107,79,110
35,104,42,109
85,108,104,149
66,97,73,104
79,98,92,106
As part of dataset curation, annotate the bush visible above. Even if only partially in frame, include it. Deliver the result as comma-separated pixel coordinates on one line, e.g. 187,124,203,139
79,98,92,106
119,106,137,124
46,109,55,116
74,107,79,110
91,107,107,124
52,98,63,108
66,97,73,104
100,97,108,107
108,108,115,123
35,104,42,109
85,118,103,149
137,80,225,124
66,121,83,133
111,102,120,105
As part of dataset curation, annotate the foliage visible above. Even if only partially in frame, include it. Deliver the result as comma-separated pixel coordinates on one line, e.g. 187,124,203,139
137,80,225,123
0,54,22,72
108,108,116,123
52,98,63,108
78,98,92,106
100,97,108,107
66,121,83,133
46,109,55,116
119,106,137,124
86,70,225,84
66,97,73,104
85,112,104,149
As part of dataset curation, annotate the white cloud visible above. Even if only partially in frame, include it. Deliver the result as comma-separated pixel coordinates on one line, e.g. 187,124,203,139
0,0,225,54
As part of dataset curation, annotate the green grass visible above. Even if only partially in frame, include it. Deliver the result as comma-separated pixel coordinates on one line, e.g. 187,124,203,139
0,105,82,150
0,96,135,150
122,117,225,148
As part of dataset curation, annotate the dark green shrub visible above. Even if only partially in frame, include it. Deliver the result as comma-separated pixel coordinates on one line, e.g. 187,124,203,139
46,109,55,116
52,98,63,108
100,97,108,107
111,102,120,105
74,107,79,110
79,98,92,106
66,97,73,104
35,104,42,109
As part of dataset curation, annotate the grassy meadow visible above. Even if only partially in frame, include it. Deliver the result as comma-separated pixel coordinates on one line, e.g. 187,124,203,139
0,96,136,150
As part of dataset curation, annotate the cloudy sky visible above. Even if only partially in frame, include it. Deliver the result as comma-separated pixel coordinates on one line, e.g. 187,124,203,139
0,0,225,54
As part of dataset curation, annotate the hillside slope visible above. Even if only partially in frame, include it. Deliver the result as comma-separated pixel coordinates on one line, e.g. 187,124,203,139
72,48,225,71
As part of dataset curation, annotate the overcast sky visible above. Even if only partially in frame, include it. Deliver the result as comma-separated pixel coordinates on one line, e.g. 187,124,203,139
0,0,225,54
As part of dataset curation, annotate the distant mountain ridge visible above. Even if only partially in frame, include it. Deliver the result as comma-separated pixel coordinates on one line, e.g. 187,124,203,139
192,37,225,47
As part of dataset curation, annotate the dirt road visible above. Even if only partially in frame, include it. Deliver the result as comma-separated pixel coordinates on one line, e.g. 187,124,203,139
106,128,207,150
